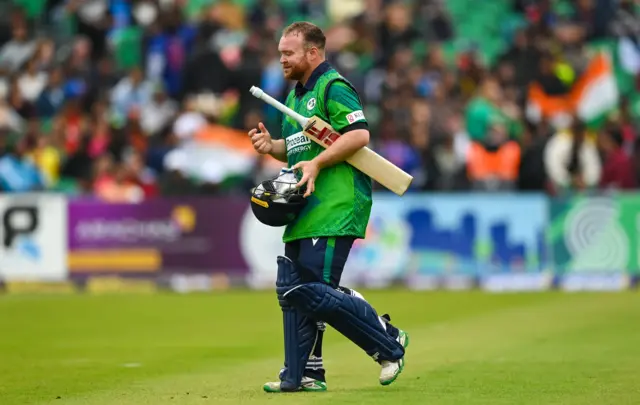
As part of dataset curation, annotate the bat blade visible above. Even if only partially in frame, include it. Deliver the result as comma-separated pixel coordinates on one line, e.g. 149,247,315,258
303,116,413,196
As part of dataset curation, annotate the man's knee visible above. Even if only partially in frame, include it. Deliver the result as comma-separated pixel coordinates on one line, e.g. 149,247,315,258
276,255,346,315
283,282,342,315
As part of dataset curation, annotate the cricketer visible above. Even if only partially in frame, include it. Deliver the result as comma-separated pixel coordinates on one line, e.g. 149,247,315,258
248,21,409,393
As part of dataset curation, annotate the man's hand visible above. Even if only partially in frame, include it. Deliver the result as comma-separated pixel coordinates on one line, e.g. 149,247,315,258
292,159,320,198
249,122,273,154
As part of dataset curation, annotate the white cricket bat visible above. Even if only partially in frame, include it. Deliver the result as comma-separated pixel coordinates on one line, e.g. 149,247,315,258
249,86,413,196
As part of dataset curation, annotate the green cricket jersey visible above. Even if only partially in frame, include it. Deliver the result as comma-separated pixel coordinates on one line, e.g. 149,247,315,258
280,61,372,243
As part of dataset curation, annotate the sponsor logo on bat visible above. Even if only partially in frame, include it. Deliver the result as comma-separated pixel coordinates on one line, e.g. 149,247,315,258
305,120,340,147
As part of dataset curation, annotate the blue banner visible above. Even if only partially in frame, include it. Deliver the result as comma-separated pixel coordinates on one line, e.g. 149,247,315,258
344,193,550,290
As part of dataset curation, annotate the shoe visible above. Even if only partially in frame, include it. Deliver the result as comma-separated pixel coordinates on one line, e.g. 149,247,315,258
263,376,328,393
379,328,410,386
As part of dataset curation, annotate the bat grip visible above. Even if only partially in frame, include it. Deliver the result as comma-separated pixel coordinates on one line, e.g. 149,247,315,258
250,86,308,127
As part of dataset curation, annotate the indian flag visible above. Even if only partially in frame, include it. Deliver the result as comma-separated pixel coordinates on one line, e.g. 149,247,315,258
526,51,619,129
164,123,283,186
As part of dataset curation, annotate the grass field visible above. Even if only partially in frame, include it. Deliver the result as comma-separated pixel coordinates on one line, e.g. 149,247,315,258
1,290,640,404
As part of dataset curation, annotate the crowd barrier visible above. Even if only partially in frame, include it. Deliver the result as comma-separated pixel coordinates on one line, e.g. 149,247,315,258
0,192,637,294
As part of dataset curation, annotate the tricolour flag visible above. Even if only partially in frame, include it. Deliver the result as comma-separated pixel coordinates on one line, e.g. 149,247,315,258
527,51,619,129
165,124,282,185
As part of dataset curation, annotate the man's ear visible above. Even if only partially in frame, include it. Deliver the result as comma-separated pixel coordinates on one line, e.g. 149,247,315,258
307,46,320,61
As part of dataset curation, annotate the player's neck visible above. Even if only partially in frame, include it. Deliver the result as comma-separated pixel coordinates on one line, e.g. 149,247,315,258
300,59,325,87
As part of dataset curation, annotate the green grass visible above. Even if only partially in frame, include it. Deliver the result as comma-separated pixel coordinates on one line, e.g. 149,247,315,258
1,290,639,404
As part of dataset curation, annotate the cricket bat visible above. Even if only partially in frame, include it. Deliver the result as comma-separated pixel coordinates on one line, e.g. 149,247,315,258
249,86,413,196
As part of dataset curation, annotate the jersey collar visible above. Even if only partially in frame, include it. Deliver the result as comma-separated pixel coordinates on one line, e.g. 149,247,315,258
294,61,332,97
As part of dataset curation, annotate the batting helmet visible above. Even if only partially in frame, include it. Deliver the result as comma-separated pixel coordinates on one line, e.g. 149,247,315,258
250,169,307,227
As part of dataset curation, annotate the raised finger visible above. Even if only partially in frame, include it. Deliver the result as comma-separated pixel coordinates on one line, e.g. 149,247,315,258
248,128,257,137
296,174,308,189
305,178,315,197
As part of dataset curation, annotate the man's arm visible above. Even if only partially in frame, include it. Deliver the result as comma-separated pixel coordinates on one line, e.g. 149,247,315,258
269,139,288,163
313,129,369,169
312,81,370,169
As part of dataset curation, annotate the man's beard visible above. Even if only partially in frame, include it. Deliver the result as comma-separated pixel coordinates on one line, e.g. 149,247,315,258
284,63,307,81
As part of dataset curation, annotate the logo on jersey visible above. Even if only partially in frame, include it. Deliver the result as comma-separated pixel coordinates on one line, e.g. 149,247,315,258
286,132,312,154
307,98,316,110
346,110,365,124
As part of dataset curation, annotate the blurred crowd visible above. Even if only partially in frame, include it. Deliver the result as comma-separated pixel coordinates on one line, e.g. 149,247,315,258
0,0,639,202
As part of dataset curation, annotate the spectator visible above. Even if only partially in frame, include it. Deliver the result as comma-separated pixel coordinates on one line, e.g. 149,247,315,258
36,66,67,119
465,76,510,142
418,46,447,101
86,56,119,109
609,0,640,81
60,131,95,189
0,97,25,133
121,111,149,155
87,114,111,159
377,2,420,68
544,119,601,194
498,28,541,91
429,81,460,142
533,51,571,96
429,131,469,191
124,149,158,199
140,82,178,137
0,18,36,72
110,66,154,121
456,47,485,99
8,75,35,119
422,0,454,42
94,163,145,203
180,15,232,98
66,0,112,61
143,6,197,98
598,125,636,190
18,56,48,103
518,120,552,191
569,0,614,41
26,131,62,188
467,122,521,191
172,98,208,145
617,97,639,153
33,39,56,71
228,32,265,129
0,137,45,192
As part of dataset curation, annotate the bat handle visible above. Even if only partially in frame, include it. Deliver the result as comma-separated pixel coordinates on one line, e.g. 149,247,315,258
249,86,264,99
250,86,308,127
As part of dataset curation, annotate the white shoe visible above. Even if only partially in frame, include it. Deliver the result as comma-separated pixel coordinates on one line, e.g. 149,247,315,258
379,330,409,386
263,376,327,392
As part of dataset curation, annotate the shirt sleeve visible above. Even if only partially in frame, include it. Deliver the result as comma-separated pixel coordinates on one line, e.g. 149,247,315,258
325,81,368,134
